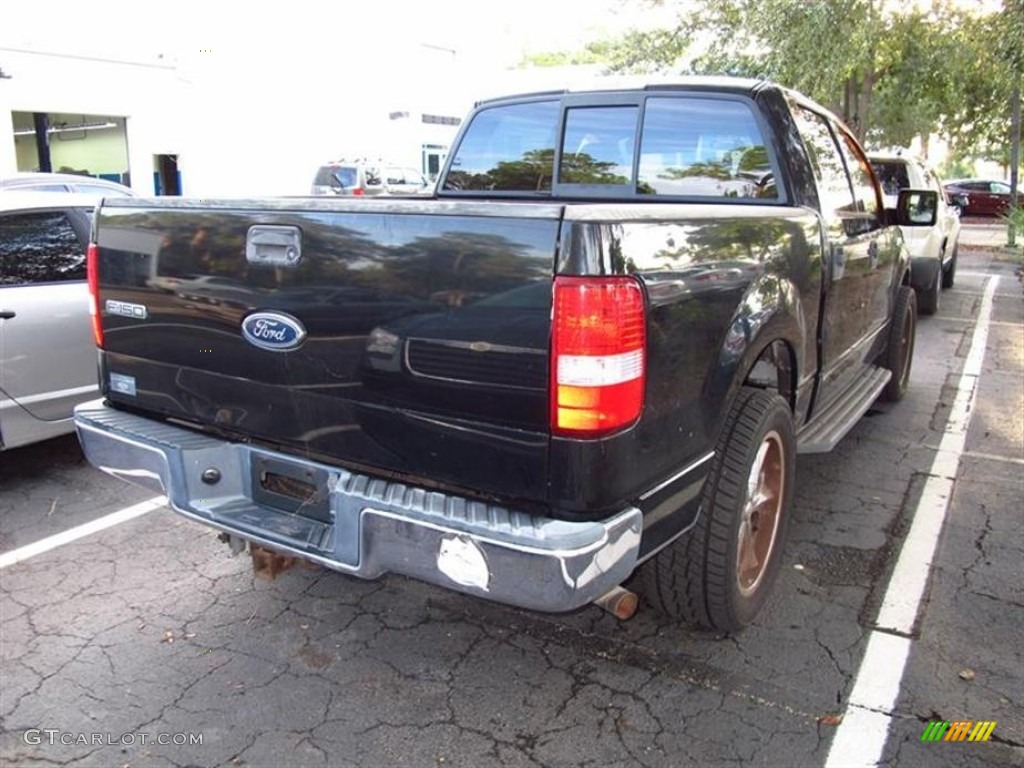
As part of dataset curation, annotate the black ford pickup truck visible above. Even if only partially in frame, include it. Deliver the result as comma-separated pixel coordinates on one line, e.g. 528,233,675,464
74,77,936,632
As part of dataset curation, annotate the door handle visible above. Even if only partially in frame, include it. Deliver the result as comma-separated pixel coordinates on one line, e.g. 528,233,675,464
246,225,302,267
0,310,15,319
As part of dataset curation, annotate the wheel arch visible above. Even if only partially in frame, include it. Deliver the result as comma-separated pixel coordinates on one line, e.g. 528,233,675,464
742,337,798,411
705,279,806,419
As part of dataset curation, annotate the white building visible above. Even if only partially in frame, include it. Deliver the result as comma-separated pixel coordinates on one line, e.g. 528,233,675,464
0,46,186,194
0,0,751,198
0,41,471,197
2,10,623,200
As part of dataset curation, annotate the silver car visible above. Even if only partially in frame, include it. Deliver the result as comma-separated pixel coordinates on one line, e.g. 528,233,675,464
311,160,433,197
0,172,136,197
0,192,101,449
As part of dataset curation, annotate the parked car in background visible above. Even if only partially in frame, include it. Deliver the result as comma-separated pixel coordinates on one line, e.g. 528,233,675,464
870,153,961,314
0,192,101,449
0,172,135,197
310,160,432,197
943,179,1013,217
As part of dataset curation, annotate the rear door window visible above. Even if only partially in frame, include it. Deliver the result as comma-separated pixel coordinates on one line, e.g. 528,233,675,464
0,211,86,285
796,107,880,236
793,107,856,219
834,131,881,230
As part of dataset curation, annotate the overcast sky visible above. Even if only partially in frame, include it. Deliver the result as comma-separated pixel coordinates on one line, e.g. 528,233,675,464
2,0,672,69
4,0,1005,73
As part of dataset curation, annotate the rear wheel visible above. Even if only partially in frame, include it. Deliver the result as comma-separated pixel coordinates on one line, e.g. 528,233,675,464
881,285,917,402
641,387,795,633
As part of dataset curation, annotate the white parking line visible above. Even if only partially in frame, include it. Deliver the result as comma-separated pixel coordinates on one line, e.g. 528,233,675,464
824,276,1000,768
957,271,1006,279
0,496,166,569
963,450,1024,466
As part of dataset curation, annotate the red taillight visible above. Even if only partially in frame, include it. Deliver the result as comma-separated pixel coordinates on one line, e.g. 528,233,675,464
352,187,365,196
551,276,646,436
87,243,104,348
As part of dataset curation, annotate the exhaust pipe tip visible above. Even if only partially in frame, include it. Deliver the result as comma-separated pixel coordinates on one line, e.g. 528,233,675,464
593,585,638,621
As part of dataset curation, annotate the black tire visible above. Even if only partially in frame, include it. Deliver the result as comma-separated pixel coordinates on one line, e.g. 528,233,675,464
641,387,795,633
941,241,958,289
881,285,917,402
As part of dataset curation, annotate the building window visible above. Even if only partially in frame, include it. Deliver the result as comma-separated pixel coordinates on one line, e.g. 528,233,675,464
422,114,461,126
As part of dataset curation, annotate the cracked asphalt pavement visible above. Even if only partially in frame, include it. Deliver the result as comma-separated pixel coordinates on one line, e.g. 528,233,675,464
1,249,1021,768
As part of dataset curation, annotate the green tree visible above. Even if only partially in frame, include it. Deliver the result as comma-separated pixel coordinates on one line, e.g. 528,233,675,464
528,0,1021,159
941,2,1023,169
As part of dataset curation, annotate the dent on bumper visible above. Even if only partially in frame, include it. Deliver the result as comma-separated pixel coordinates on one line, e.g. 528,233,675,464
73,399,642,612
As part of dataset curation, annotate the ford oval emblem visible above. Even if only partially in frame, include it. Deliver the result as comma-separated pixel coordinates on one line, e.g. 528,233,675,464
241,311,307,351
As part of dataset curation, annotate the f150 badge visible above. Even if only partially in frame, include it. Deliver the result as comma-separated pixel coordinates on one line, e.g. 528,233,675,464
105,299,148,319
241,311,307,351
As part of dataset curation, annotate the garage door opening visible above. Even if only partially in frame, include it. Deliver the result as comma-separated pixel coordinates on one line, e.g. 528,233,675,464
154,154,181,195
12,111,129,185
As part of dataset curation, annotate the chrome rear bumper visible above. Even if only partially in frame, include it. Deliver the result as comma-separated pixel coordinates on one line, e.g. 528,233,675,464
73,399,642,612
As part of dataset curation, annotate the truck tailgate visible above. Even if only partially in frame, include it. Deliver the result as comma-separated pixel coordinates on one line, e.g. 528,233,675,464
94,198,562,504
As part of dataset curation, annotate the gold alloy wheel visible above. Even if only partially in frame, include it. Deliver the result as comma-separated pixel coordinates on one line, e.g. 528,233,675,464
736,430,785,597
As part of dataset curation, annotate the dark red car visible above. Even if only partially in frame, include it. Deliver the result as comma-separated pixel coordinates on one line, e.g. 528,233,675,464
943,179,1013,216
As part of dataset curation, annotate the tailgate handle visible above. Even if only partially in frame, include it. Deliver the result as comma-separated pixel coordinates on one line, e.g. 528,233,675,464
246,225,302,267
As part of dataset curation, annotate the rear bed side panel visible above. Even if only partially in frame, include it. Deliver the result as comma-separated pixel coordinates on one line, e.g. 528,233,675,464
94,199,562,506
551,204,822,544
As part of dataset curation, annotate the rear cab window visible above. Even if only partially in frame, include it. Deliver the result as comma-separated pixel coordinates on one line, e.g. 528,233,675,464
443,100,560,192
441,92,781,202
559,105,637,188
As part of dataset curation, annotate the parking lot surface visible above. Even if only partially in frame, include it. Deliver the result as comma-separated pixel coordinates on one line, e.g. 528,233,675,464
1,246,1021,768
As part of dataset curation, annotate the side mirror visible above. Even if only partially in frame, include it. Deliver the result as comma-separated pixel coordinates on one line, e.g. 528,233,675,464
950,193,968,216
897,189,938,226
